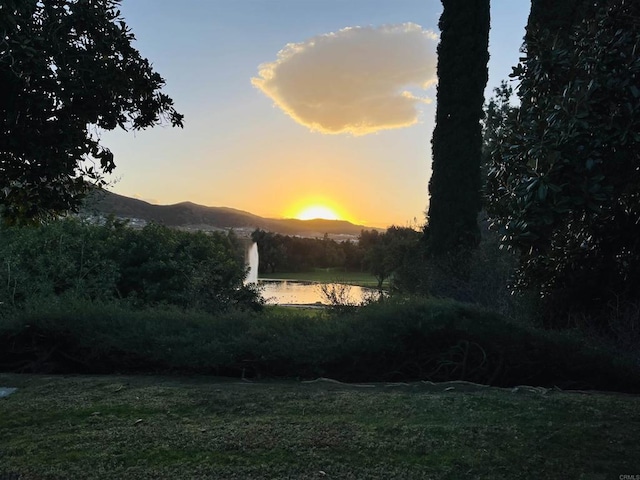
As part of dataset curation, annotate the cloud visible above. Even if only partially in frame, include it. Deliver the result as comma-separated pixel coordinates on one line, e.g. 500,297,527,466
252,23,438,135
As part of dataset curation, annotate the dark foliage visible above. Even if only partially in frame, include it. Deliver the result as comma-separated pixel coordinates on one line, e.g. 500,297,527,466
251,230,350,274
0,0,183,224
359,227,422,291
486,0,640,325
250,227,421,291
427,0,490,257
1,298,638,393
525,0,593,48
0,218,262,312
481,82,516,185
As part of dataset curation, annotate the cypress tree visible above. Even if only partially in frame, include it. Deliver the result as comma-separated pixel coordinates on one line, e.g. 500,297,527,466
427,0,490,257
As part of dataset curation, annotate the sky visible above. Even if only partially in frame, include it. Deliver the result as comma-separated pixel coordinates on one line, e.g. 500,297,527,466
102,0,530,228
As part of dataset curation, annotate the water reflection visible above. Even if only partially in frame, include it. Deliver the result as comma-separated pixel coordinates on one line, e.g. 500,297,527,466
259,279,377,305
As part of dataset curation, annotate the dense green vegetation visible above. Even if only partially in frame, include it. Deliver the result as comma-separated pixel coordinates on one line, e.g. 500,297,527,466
2,296,638,392
252,227,421,290
1,0,638,391
0,1,182,224
0,218,262,312
486,0,640,327
525,0,591,44
2,374,639,479
251,229,354,273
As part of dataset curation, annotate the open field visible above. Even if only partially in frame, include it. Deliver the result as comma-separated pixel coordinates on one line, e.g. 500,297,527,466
262,269,385,288
0,374,638,479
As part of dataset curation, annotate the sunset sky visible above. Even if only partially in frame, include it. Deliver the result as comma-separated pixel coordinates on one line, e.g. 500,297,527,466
102,0,530,228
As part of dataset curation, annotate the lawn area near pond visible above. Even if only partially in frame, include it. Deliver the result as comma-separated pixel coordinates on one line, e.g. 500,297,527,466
0,374,638,479
262,269,385,288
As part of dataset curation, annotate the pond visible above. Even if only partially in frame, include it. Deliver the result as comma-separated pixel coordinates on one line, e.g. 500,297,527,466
258,279,380,306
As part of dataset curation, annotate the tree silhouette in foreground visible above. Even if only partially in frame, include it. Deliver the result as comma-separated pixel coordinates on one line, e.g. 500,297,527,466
1,0,183,224
427,0,490,259
486,0,640,324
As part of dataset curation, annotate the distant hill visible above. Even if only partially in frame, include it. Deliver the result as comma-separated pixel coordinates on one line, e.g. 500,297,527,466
81,190,379,236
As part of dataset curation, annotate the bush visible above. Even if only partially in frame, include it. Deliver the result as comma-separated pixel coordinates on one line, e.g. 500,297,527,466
0,218,262,312
1,297,638,393
392,219,528,322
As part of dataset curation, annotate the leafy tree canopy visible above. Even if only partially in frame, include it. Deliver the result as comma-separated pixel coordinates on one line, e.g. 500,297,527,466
486,0,640,316
250,229,350,274
0,218,262,312
1,0,183,224
360,227,422,291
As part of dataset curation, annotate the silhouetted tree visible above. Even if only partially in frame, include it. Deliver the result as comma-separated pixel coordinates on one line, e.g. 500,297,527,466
340,239,365,272
1,0,183,224
251,230,349,273
359,230,389,290
522,0,596,117
525,0,591,48
486,0,640,324
251,230,286,274
360,227,421,291
427,0,490,258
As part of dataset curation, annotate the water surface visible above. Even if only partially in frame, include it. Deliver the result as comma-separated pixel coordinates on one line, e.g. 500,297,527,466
259,279,377,305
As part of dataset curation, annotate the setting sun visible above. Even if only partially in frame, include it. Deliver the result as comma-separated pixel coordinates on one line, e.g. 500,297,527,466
295,205,341,221
95,1,531,230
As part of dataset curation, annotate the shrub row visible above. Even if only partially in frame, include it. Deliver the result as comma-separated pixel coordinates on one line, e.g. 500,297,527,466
0,218,262,312
1,297,638,393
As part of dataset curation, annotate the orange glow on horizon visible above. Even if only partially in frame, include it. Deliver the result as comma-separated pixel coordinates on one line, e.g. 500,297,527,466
295,205,341,221
285,198,352,222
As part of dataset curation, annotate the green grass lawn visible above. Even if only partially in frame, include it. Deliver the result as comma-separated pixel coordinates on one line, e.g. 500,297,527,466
0,374,638,479
262,269,384,288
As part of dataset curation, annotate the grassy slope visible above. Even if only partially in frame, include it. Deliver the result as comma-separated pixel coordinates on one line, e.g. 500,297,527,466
1,374,638,479
262,269,384,288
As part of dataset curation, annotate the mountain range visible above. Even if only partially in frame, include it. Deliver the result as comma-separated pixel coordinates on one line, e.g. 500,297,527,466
82,190,378,237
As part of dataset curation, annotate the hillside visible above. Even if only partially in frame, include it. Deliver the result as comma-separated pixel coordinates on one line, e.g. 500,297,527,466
82,190,378,236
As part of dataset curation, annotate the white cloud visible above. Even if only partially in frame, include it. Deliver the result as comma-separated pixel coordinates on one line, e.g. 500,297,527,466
252,23,438,135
